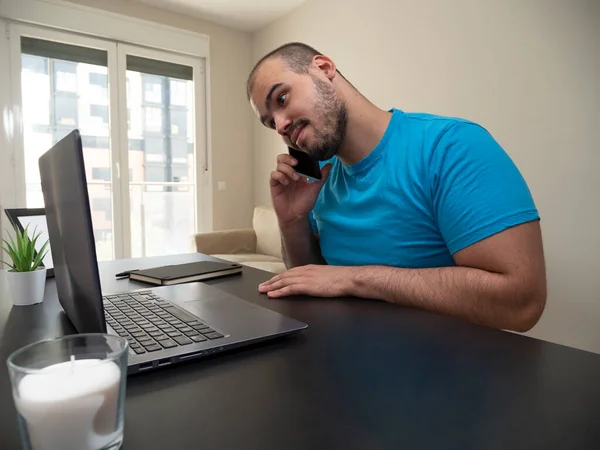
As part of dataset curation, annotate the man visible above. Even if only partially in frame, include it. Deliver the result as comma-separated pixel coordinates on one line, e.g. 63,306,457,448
247,42,546,332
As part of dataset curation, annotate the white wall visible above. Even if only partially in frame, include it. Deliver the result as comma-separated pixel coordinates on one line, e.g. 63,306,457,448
66,0,255,231
252,0,600,353
0,19,14,263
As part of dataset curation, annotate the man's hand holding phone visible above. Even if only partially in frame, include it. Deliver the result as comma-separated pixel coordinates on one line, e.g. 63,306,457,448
270,150,332,227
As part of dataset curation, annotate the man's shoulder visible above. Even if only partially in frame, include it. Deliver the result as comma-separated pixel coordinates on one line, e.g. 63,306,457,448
397,109,478,132
393,109,491,152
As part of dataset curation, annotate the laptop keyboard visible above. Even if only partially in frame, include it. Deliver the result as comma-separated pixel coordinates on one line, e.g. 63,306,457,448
103,291,224,355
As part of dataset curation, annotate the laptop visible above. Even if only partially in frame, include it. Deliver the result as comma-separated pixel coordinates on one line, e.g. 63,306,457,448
38,130,307,374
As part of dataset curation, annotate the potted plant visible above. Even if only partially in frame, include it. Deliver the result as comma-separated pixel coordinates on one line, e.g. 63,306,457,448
1,224,49,306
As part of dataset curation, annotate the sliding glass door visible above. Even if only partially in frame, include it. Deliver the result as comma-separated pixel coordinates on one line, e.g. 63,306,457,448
7,23,207,260
119,45,204,258
15,27,118,260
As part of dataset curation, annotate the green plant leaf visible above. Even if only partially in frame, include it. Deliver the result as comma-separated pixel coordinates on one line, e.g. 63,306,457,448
1,242,15,257
1,260,15,270
32,240,49,270
1,225,50,272
1,231,20,269
4,232,18,255
1,246,14,263
26,233,36,270
30,230,40,251
13,245,25,271
2,247,15,269
16,226,27,271
26,226,35,270
28,226,42,271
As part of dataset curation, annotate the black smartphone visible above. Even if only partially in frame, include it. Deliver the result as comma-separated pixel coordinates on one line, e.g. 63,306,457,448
288,147,322,181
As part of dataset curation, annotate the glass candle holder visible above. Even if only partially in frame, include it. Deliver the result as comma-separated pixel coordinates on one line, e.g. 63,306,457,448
7,333,128,450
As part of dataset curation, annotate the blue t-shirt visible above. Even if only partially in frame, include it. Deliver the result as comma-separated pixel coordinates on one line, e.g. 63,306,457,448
309,109,539,268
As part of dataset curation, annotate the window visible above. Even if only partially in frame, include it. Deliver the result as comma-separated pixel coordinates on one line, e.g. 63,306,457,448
20,55,51,126
170,109,187,137
92,197,112,221
53,60,77,92
90,104,109,124
172,165,188,183
143,76,162,103
129,138,143,151
145,154,165,163
54,96,78,126
20,36,110,258
145,165,166,183
89,72,107,88
92,167,110,181
144,136,164,154
6,23,207,261
22,54,48,74
82,135,110,149
170,79,187,106
143,107,162,133
171,139,187,162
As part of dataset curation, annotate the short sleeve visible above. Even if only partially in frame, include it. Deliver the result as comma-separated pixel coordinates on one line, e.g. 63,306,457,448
309,158,333,236
309,211,319,234
430,122,539,255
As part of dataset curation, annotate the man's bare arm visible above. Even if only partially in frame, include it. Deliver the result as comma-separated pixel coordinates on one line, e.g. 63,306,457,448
349,265,543,331
262,221,546,332
347,221,546,331
279,217,325,268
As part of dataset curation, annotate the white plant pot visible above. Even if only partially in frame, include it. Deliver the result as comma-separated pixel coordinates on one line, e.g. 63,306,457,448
6,267,47,306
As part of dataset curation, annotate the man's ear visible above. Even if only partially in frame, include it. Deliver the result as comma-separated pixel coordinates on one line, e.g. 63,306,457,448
312,55,337,81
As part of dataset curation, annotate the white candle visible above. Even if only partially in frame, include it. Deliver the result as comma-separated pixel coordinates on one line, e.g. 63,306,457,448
15,358,122,450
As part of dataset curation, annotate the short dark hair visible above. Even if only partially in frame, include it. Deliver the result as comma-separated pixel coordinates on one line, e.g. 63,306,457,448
246,42,324,99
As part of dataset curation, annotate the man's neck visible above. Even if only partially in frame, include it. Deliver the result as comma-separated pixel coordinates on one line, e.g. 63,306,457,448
336,90,393,166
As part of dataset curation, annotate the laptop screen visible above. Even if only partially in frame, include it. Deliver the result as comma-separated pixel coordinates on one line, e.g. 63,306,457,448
38,129,106,333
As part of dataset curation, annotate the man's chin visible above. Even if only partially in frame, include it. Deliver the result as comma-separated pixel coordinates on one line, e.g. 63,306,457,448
310,148,337,161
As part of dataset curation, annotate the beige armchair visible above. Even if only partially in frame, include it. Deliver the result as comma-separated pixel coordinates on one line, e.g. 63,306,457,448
194,205,286,274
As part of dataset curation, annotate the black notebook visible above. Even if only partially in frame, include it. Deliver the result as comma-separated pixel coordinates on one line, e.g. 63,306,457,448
129,261,243,286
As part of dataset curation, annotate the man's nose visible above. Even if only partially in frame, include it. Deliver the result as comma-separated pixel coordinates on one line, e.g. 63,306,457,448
275,115,292,136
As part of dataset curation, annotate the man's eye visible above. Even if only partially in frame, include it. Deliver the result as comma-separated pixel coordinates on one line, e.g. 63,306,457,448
277,93,287,106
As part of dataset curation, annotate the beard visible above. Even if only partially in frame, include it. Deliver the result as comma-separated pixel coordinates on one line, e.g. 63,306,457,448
297,75,348,161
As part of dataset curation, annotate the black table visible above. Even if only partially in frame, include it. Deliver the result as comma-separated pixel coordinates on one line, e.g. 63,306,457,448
1,253,600,450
